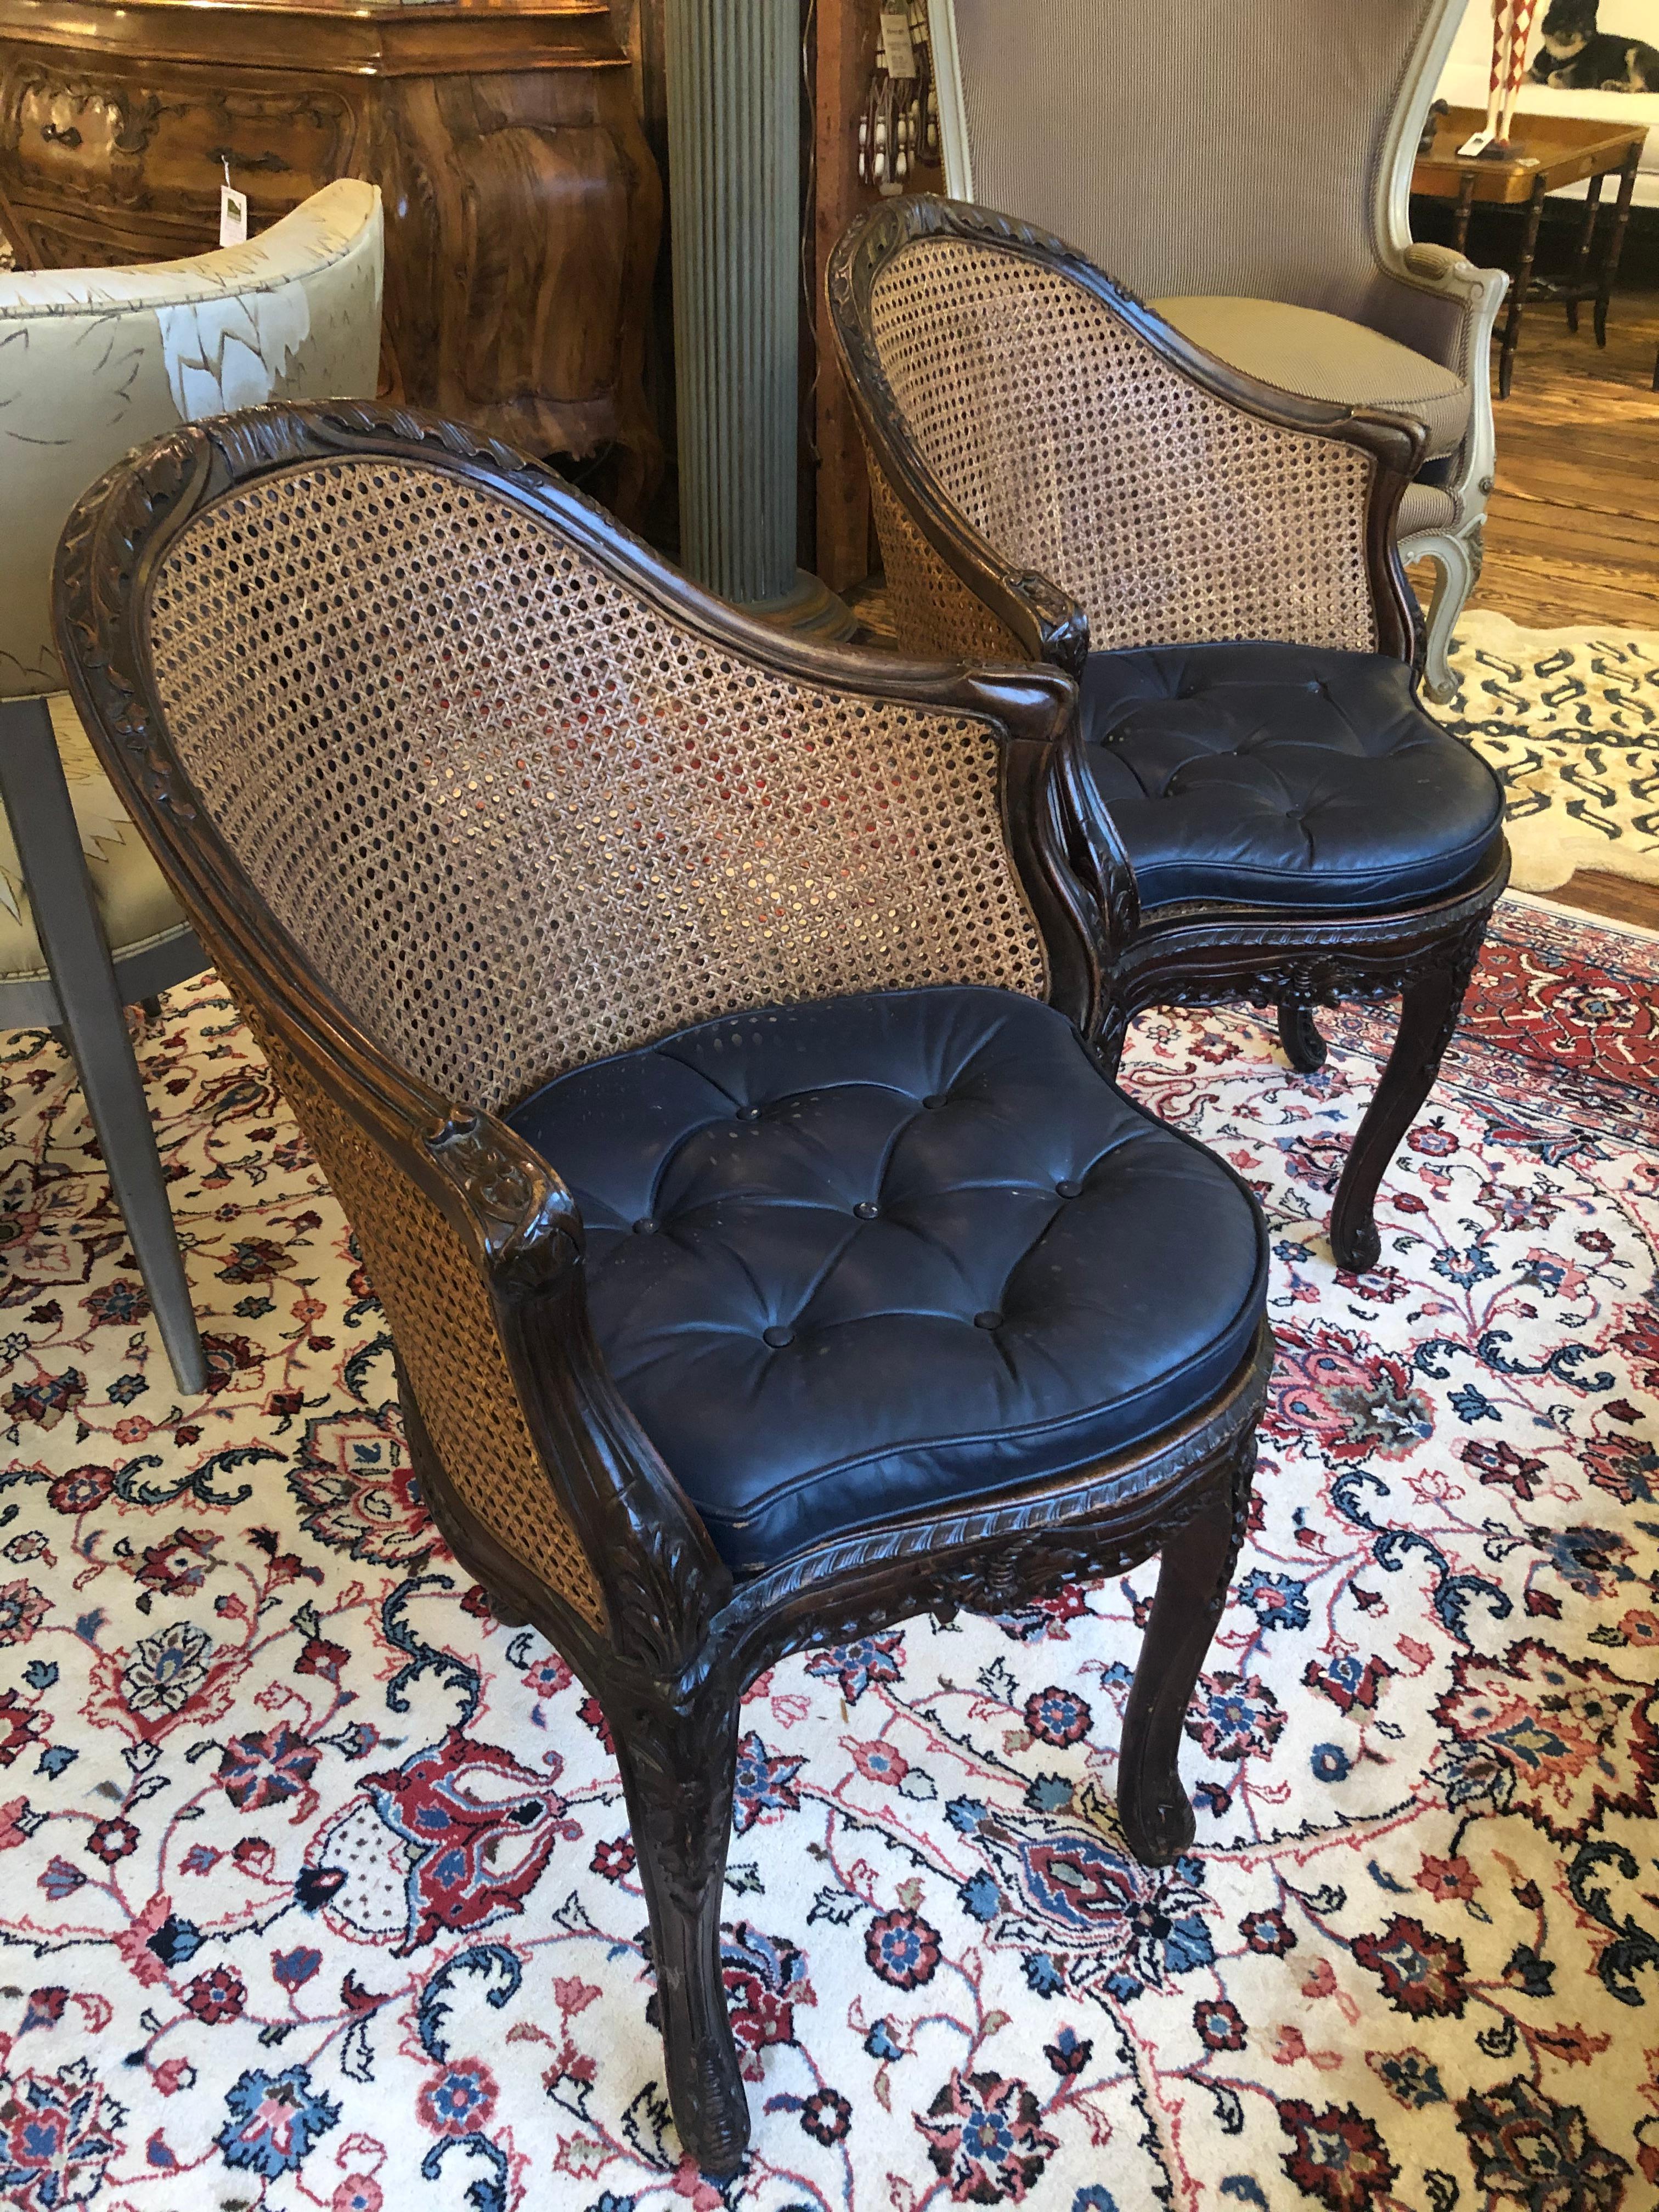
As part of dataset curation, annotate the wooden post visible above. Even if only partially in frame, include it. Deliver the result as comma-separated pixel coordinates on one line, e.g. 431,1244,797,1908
813,0,879,594
811,0,944,596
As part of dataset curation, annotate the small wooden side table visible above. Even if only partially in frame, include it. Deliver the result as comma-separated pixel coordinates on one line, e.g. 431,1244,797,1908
1412,103,1647,398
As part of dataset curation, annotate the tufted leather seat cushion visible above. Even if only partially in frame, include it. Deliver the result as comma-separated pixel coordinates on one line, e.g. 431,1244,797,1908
1077,642,1505,913
507,987,1266,1574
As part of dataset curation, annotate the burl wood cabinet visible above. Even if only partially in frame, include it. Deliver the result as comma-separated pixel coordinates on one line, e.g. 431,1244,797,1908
0,0,663,516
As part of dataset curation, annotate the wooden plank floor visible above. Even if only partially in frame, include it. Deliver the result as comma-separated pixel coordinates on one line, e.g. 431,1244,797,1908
1468,285,1659,634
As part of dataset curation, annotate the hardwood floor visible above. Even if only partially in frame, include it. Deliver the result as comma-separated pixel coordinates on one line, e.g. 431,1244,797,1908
1467,285,1659,634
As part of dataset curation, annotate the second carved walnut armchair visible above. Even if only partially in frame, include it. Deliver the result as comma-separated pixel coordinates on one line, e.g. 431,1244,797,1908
828,195,1510,1279
57,403,1272,2176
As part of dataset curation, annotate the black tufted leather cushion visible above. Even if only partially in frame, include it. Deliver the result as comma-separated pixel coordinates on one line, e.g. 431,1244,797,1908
1078,642,1504,912
506,987,1266,1573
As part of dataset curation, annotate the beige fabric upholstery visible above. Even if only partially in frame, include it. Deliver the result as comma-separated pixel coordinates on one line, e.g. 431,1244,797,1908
1,179,384,701
1152,297,1471,459
1400,479,1458,534
938,0,1455,348
0,180,381,982
0,697,187,984
929,0,1505,699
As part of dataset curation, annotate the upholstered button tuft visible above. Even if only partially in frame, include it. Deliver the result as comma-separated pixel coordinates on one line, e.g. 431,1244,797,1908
1076,640,1504,913
922,1092,948,1109
1056,1179,1084,1199
632,1216,658,1235
505,984,1270,1575
736,1104,761,1121
853,1200,880,1220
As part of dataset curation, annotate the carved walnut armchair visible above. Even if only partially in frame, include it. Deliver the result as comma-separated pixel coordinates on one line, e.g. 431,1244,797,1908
57,403,1272,2176
828,195,1510,1279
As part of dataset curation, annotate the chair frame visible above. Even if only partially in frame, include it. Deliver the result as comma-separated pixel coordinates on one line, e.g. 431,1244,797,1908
924,0,1509,702
58,398,1272,2179
828,195,1509,1277
0,697,206,1389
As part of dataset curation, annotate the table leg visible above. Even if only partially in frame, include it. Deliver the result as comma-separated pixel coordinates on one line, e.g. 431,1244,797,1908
1499,173,1546,400
1453,172,1476,254
1566,172,1602,334
1594,142,1641,348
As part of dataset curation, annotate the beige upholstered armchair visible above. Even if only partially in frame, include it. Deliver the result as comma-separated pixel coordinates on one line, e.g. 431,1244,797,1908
1,180,383,1389
926,0,1508,701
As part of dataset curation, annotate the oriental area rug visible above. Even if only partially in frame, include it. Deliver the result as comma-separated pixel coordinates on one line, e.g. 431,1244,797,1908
0,894,1654,2212
1431,613,1659,894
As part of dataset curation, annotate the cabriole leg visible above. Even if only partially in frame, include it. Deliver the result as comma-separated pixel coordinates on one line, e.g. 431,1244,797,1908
1118,1441,1255,1867
613,1685,749,2177
1404,524,1480,706
1277,1002,1327,1073
1329,931,1482,1273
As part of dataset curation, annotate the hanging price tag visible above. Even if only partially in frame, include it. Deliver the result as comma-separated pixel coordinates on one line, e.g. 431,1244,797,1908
880,8,916,79
219,171,247,247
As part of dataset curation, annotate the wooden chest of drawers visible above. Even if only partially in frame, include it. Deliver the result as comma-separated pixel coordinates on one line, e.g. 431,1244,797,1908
0,0,663,516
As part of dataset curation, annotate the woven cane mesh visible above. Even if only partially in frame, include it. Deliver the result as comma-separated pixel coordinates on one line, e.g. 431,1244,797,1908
868,240,1379,657
144,459,1048,1119
866,448,1026,664
205,929,606,1632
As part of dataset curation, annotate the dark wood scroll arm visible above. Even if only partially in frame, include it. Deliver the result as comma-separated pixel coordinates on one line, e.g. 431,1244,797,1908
422,1109,736,1681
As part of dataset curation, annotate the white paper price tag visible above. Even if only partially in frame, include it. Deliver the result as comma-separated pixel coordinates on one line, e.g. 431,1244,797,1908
1455,128,1496,159
880,8,916,79
219,184,248,247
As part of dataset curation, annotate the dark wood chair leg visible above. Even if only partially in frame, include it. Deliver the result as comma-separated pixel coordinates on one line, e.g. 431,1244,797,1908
1277,1001,1327,1073
1096,999,1129,1082
1499,174,1547,398
613,1686,750,2179
1328,929,1482,1273
1566,173,1603,334
1118,1441,1254,1868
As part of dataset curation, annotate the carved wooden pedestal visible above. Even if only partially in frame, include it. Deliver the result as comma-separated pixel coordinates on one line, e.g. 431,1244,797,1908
0,0,663,517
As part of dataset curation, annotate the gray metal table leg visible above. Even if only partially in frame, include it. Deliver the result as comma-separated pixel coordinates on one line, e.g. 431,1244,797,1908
0,695,205,1394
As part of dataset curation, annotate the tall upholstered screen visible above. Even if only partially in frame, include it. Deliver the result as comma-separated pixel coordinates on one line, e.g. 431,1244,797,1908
929,0,1460,338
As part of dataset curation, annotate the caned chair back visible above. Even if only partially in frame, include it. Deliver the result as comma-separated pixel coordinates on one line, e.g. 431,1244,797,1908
80,410,1057,1122
837,201,1395,661
55,404,1093,1641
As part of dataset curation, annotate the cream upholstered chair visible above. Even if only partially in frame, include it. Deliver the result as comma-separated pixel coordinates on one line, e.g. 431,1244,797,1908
926,0,1509,701
1,179,383,1390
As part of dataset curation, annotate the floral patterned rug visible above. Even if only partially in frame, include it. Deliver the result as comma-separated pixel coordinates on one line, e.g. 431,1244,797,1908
0,893,1654,2212
1432,613,1659,893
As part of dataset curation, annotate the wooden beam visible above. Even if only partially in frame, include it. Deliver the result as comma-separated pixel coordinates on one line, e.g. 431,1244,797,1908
812,0,879,592
811,0,945,593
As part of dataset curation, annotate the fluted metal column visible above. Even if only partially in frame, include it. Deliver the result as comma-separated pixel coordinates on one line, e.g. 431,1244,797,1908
664,0,810,611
